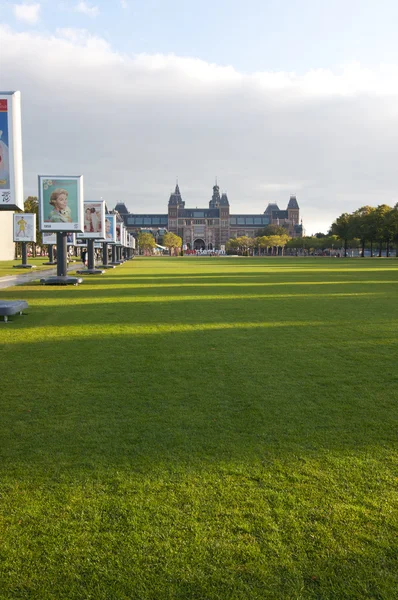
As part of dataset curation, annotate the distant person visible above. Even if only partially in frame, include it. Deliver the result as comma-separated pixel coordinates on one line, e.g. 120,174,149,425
47,188,72,223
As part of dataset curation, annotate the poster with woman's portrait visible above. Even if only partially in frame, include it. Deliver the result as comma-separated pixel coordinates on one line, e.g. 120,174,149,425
104,214,117,244
13,213,36,242
77,200,105,239
0,92,24,211
116,223,122,245
39,175,83,232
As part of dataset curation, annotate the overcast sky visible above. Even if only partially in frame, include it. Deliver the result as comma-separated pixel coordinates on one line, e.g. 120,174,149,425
1,0,397,233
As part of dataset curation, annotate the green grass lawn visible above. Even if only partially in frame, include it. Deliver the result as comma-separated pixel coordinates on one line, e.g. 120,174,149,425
0,257,56,277
1,257,397,599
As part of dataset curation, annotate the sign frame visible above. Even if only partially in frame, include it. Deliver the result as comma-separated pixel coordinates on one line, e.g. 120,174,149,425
42,232,57,245
104,214,117,244
0,91,24,211
13,213,36,242
77,199,106,240
38,175,84,232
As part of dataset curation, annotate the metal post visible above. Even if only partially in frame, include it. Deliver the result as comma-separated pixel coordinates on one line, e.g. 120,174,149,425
56,232,68,276
22,242,28,265
87,239,95,270
102,242,108,266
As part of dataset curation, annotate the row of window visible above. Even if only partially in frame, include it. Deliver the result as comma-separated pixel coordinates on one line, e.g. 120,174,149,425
127,216,271,226
230,217,270,225
127,217,168,225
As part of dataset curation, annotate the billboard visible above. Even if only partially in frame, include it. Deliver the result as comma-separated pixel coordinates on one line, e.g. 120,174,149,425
77,200,105,240
119,222,124,246
39,175,83,232
42,232,57,245
13,213,36,242
0,92,24,211
66,232,75,246
105,214,117,244
116,222,122,245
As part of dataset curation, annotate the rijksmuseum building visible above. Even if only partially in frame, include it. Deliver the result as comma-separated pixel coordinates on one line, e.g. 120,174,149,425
114,183,302,251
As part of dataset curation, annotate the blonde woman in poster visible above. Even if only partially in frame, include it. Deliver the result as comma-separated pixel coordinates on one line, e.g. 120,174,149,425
47,188,72,223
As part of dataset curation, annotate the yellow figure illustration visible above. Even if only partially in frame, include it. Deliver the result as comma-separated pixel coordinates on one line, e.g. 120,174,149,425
16,216,27,237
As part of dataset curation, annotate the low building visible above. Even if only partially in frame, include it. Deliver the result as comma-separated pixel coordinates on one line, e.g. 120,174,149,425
114,183,302,251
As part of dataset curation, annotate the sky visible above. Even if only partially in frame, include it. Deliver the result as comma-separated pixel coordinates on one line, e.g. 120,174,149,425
1,0,398,234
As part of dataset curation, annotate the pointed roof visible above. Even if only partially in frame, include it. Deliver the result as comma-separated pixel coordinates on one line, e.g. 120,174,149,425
114,202,129,215
168,183,184,206
209,184,221,208
264,203,280,215
288,195,299,209
220,192,229,206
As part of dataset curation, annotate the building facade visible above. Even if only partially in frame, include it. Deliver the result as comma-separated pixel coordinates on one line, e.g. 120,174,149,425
114,183,302,250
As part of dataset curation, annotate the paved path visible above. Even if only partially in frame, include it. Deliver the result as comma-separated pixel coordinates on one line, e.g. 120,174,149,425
0,263,83,290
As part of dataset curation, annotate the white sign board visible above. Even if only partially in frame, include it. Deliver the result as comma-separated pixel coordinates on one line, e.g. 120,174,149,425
39,175,84,232
13,213,36,242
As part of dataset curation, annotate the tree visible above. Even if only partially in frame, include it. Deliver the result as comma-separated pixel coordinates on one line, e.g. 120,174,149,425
331,213,354,257
389,203,398,257
138,232,156,255
234,236,252,255
256,224,288,237
254,236,269,256
226,238,239,254
373,204,393,257
351,206,375,257
163,232,182,256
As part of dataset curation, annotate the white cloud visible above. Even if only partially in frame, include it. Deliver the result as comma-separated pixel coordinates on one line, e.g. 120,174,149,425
1,25,397,234
120,0,128,8
75,1,99,17
13,3,40,24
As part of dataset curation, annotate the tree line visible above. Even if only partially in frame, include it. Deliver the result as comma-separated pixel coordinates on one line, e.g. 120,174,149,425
227,205,398,257
20,197,398,258
329,204,398,257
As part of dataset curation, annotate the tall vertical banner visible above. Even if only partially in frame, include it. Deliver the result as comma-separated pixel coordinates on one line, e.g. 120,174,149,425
38,175,83,232
0,91,24,211
105,214,117,244
116,222,122,245
13,213,36,242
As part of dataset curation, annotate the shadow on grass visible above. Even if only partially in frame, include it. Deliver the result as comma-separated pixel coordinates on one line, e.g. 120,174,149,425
1,291,396,332
1,323,397,477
